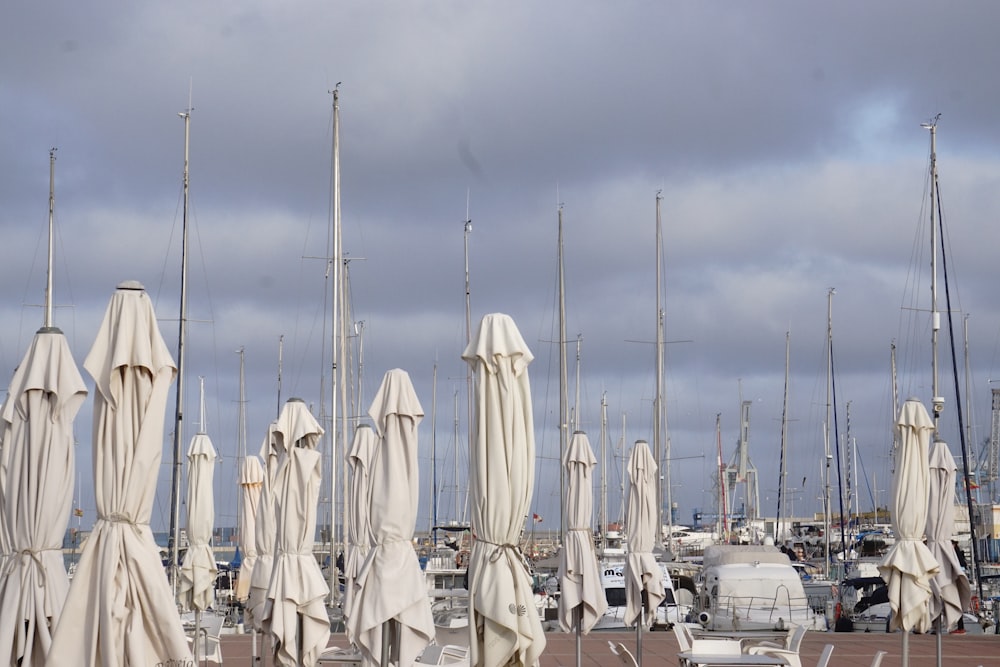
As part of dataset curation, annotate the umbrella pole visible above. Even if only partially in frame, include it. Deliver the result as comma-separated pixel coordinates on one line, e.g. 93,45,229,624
379,619,392,667
194,609,203,666
298,614,304,667
935,616,942,667
575,607,582,667
902,627,909,667
635,606,643,667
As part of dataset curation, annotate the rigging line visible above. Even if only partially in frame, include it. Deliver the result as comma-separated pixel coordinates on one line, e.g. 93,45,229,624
938,178,984,604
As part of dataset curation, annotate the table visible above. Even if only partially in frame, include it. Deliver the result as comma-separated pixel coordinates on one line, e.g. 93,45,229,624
688,629,789,652
677,651,790,667
689,630,787,643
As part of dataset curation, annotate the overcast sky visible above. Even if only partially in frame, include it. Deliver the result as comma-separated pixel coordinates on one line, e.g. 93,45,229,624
4,2,1000,540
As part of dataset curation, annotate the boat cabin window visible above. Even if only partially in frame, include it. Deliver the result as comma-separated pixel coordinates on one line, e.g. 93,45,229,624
605,587,676,607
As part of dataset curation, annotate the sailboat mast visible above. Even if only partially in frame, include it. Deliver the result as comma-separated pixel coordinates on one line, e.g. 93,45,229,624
276,335,284,417
573,335,582,432
600,392,608,553
655,192,668,540
464,216,473,443
198,376,206,432
328,85,343,601
619,412,627,526
963,315,976,494
168,107,192,595
430,364,438,544
558,205,568,534
846,401,855,523
924,116,944,428
776,331,790,542
45,148,56,329
463,215,473,532
823,287,834,578
236,347,246,551
453,391,461,523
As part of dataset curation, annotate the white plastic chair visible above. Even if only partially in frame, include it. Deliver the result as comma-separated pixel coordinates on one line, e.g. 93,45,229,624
689,639,742,656
186,612,224,665
815,644,835,667
673,623,693,652
416,643,470,665
747,623,805,652
608,641,638,667
318,645,363,665
868,650,888,667
746,624,806,667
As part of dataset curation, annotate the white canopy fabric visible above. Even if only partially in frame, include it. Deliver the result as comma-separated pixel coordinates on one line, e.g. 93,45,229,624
236,455,264,603
48,281,192,666
343,423,376,631
557,431,607,634
925,439,971,629
879,398,940,634
462,313,546,667
248,420,280,630
178,432,218,612
263,398,330,666
0,328,87,667
624,440,665,628
347,369,434,667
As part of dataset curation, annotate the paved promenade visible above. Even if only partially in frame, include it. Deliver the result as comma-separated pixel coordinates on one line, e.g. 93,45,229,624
220,629,997,667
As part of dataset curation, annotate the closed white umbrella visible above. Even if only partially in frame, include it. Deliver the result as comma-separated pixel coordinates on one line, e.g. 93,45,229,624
926,438,971,664
462,313,546,667
178,431,218,614
348,369,434,667
624,440,665,628
624,439,664,666
263,398,330,666
48,280,192,666
0,327,87,667
248,420,280,631
343,423,376,633
878,398,940,667
177,425,219,665
235,455,264,603
558,431,608,666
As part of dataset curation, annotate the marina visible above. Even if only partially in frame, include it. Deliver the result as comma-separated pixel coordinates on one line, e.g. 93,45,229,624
8,5,1000,667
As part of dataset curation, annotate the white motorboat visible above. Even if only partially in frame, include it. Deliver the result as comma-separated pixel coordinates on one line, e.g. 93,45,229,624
694,545,827,632
591,560,695,630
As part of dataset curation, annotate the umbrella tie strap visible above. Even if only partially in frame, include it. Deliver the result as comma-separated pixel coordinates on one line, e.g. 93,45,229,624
276,548,314,556
16,548,50,586
104,512,147,536
374,538,410,547
478,539,525,564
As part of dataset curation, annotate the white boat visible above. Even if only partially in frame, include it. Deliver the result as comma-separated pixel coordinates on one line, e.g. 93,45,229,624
597,524,627,564
834,575,993,634
694,544,827,632
591,561,694,630
421,545,470,647
666,526,719,553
